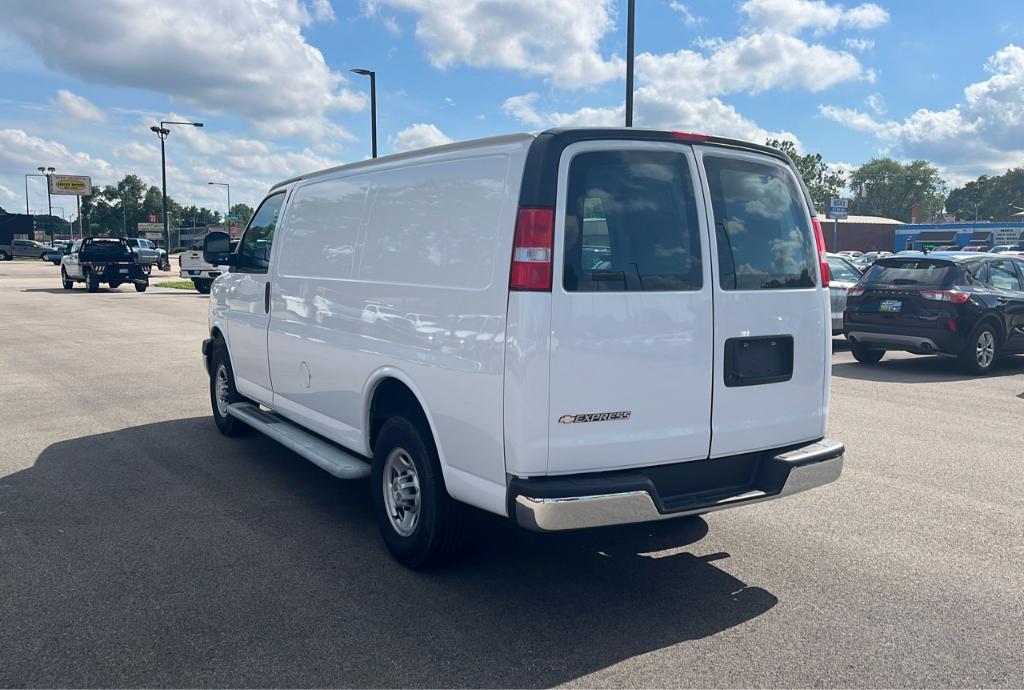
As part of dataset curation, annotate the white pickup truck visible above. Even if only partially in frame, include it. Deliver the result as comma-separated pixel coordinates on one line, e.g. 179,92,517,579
179,241,236,293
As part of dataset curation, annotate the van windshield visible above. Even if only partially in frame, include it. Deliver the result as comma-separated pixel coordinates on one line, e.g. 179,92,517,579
704,155,816,290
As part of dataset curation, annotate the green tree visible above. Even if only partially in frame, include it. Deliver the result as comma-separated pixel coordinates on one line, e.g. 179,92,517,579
946,168,1024,221
0,204,7,214
848,158,945,223
766,138,846,212
230,202,254,226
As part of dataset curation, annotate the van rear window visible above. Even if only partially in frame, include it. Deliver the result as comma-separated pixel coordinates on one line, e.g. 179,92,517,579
863,260,955,286
563,150,703,292
704,156,816,290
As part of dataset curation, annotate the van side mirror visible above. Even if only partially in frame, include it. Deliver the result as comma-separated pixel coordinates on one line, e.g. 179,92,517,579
203,231,235,266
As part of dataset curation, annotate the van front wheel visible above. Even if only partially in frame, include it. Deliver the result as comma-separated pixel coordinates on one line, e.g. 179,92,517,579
209,341,250,436
371,416,466,569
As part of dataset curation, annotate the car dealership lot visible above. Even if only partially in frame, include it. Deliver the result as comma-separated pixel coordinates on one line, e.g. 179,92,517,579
1,260,1021,688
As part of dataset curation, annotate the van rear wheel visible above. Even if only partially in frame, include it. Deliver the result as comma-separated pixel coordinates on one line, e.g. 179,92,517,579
371,416,466,569
851,344,884,364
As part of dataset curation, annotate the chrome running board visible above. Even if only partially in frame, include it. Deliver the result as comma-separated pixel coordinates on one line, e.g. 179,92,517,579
227,402,371,480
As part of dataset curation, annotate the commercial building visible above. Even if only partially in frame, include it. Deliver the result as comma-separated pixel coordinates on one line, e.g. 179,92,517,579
817,214,904,253
894,222,1024,251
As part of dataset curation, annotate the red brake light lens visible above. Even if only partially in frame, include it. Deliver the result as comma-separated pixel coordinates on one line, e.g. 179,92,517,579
811,217,829,287
847,286,866,298
510,207,554,291
669,130,709,142
921,290,970,303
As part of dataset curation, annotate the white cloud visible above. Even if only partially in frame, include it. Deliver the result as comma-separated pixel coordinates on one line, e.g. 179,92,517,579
669,2,705,27
310,0,335,21
391,123,453,152
865,92,886,115
0,183,18,203
638,34,865,96
0,129,114,181
52,90,106,123
843,38,875,52
4,0,364,141
371,0,624,88
741,0,889,34
820,45,1024,175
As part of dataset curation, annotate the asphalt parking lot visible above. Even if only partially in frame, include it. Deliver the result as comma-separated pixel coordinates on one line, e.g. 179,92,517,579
1,259,1022,688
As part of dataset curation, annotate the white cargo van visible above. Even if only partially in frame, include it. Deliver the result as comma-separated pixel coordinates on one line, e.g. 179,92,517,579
201,128,844,568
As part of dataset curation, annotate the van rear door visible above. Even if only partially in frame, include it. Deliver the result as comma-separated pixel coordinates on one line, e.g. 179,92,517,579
695,147,829,457
546,141,714,474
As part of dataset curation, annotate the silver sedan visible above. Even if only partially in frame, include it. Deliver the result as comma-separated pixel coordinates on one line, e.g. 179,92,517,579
827,253,864,335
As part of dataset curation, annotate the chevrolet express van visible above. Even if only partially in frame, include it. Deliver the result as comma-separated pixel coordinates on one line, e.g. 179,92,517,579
201,128,844,568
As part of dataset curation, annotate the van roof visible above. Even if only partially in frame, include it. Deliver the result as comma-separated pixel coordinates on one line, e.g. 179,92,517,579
269,127,798,200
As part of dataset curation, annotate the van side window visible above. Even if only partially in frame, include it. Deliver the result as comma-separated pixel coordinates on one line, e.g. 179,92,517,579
563,150,703,292
704,156,816,290
236,192,285,273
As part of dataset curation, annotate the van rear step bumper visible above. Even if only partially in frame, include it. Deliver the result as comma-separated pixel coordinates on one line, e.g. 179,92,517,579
512,439,844,532
227,402,371,480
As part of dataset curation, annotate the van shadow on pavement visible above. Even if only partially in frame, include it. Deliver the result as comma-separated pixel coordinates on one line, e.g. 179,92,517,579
0,417,777,688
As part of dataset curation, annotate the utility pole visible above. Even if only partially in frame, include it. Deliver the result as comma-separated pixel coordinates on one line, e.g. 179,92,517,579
625,0,635,127
350,69,378,158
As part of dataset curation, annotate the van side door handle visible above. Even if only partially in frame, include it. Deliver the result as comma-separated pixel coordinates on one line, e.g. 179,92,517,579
264,281,270,314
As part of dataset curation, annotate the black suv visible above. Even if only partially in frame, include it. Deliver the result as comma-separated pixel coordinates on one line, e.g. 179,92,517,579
843,252,1024,374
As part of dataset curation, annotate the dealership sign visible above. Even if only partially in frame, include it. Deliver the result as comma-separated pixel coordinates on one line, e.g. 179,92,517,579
48,174,92,196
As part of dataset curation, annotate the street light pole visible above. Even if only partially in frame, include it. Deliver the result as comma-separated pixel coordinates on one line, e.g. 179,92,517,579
150,120,204,249
24,173,46,215
350,68,377,158
625,0,635,127
208,181,231,234
37,166,55,241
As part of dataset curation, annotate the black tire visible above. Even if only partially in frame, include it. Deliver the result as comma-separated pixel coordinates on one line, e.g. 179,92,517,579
851,344,885,364
959,322,998,375
159,259,170,271
0,251,10,261
135,281,148,293
61,268,73,290
86,271,100,293
209,340,250,436
109,282,121,289
193,279,211,294
371,416,467,569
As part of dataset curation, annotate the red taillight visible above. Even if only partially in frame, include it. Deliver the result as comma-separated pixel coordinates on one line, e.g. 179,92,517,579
847,286,866,298
946,318,958,332
921,290,970,303
811,216,829,287
510,207,554,291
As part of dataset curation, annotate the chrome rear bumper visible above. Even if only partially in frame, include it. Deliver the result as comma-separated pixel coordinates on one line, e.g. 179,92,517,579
514,439,844,532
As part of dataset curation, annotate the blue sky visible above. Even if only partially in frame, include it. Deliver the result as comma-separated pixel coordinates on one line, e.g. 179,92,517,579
1,0,1022,220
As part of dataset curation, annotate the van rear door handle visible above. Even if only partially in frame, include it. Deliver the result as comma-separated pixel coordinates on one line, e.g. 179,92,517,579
264,281,270,313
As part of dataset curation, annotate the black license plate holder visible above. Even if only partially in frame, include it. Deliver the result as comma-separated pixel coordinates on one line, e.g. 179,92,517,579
724,335,794,387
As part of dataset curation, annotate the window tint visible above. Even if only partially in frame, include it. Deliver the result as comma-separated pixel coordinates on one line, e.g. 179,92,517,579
863,259,955,286
237,193,285,272
704,156,816,290
826,256,861,283
989,260,1023,291
563,150,702,292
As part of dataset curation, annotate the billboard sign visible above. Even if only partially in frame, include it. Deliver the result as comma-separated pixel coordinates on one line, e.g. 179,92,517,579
828,198,849,220
137,222,164,240
48,174,92,196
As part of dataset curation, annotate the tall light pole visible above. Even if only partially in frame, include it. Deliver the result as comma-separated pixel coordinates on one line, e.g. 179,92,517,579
150,120,203,249
350,68,377,158
625,0,635,127
208,181,231,234
24,173,46,215
37,166,55,241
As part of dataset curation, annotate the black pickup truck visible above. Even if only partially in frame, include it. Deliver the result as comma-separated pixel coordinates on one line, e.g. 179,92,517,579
60,237,149,293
